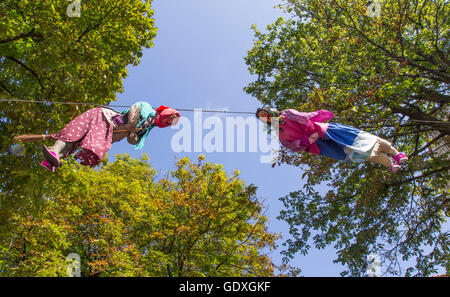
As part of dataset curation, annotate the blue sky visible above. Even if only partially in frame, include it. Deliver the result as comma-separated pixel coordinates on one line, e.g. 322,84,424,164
108,0,345,276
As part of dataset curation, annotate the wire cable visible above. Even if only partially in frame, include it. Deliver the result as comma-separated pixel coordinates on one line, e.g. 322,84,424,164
0,98,255,115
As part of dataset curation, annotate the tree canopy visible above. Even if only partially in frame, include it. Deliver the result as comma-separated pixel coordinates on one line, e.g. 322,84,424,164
0,0,157,229
245,0,449,276
0,154,279,276
0,0,157,160
0,1,281,277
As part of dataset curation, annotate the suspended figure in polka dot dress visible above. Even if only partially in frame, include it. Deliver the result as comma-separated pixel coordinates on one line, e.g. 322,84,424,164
41,102,180,172
256,107,408,173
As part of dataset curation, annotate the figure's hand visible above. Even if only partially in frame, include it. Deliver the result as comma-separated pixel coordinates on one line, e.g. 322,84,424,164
299,135,310,148
125,122,136,135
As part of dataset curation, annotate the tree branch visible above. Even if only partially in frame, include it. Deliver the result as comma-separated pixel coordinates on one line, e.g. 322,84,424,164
411,87,450,104
332,2,450,84
77,6,116,42
386,166,450,188
4,56,44,90
409,133,445,158
0,29,43,44
0,80,13,96
391,105,450,134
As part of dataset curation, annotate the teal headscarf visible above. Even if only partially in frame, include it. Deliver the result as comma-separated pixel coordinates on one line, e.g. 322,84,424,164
122,101,156,150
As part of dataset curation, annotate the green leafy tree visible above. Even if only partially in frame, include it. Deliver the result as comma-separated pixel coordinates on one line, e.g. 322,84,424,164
0,0,156,232
0,154,279,276
0,0,156,158
0,0,155,102
245,0,449,276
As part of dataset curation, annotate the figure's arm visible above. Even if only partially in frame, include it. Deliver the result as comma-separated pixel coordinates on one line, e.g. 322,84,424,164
127,133,140,145
281,140,306,153
280,136,309,153
310,109,334,122
126,104,142,137
283,109,334,124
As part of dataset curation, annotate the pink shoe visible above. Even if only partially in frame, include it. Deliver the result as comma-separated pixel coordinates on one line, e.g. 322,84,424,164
42,145,60,167
393,153,408,164
390,164,401,173
41,160,55,172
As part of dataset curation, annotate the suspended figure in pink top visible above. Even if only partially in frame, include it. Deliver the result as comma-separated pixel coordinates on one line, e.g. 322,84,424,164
256,108,408,173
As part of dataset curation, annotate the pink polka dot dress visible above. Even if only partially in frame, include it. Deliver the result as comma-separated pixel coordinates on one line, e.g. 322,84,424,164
50,107,114,167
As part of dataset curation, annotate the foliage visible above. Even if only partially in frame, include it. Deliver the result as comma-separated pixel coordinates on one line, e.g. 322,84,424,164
245,0,449,276
0,154,279,276
0,0,156,164
0,1,280,277
0,0,157,231
0,0,156,102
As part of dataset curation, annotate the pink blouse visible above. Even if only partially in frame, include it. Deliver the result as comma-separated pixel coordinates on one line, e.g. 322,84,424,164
276,109,334,154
